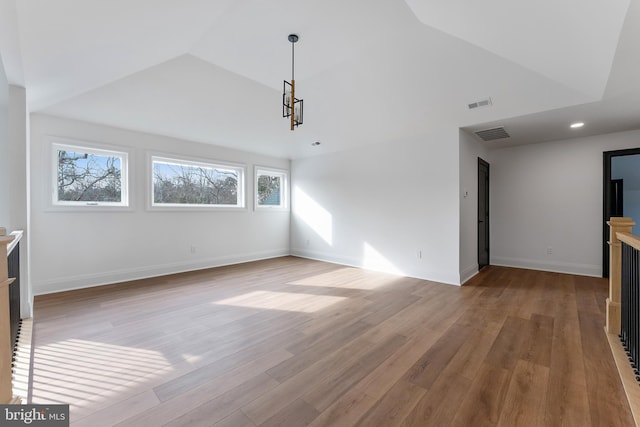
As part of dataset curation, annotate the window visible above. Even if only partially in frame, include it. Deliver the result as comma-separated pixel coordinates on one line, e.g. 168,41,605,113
53,143,129,207
255,167,288,209
151,156,245,208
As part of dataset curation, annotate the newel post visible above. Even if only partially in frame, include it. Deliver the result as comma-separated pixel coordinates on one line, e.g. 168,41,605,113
607,217,636,335
0,227,16,403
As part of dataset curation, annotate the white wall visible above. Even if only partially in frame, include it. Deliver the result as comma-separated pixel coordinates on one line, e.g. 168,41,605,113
27,114,640,295
0,55,30,316
8,86,30,316
7,86,27,234
30,114,290,295
459,130,490,283
0,55,9,228
290,128,461,285
490,129,640,277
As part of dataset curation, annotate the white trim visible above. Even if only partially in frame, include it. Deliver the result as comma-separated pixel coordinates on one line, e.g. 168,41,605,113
148,152,246,210
290,247,461,286
32,249,289,295
491,256,601,277
460,263,479,284
7,230,23,255
44,204,135,213
47,136,132,211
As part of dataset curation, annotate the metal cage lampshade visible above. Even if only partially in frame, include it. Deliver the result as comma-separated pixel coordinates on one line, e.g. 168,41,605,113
283,34,303,130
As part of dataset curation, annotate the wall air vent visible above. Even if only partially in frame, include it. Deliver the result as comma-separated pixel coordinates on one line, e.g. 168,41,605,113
468,97,492,110
474,126,510,142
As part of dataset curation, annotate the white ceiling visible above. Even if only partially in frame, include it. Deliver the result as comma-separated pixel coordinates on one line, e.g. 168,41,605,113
0,0,638,158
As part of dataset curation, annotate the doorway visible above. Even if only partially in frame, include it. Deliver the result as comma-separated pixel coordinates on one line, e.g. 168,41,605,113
478,158,490,270
603,148,640,277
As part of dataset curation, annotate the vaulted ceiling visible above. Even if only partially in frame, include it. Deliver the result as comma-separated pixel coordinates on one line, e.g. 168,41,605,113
0,0,638,158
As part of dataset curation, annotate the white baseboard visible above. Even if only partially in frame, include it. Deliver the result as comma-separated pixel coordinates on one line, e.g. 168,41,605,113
460,264,479,284
491,256,602,277
291,248,461,286
33,249,290,295
290,248,361,270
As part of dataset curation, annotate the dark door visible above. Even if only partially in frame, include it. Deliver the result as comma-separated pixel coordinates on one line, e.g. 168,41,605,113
478,158,490,270
610,179,624,216
603,148,640,277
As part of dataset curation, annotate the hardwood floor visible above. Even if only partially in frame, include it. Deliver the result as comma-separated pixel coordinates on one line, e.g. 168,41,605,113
30,257,634,426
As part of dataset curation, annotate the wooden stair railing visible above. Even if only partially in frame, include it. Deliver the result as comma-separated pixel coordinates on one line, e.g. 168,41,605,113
607,217,636,335
607,217,640,425
0,227,18,404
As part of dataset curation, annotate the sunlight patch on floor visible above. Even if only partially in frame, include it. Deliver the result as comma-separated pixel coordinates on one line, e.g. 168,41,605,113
213,290,346,313
12,318,33,402
288,268,399,290
31,339,172,415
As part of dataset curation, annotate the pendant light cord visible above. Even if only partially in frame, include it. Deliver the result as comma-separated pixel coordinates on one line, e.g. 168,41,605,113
291,41,295,81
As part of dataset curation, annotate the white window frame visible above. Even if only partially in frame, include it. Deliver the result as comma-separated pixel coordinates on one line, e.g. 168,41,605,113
149,154,246,210
255,166,289,210
51,140,130,209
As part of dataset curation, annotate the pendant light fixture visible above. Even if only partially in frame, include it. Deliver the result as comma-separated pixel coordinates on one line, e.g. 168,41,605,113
283,34,303,130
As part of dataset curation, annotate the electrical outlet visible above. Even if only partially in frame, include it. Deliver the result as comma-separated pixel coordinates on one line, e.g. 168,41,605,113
546,246,553,255
190,245,197,254
417,249,422,259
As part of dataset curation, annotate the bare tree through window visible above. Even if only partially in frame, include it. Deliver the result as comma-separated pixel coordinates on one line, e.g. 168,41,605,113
153,159,241,206
256,169,287,208
257,175,281,205
57,149,123,202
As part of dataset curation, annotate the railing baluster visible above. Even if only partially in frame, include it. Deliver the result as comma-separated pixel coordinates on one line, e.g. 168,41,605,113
635,245,640,379
621,241,640,381
633,241,636,360
631,242,635,365
633,244,636,367
629,242,633,361
633,243,637,370
622,242,629,350
7,241,20,350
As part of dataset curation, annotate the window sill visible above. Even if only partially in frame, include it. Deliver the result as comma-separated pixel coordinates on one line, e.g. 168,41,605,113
147,205,248,212
44,205,134,213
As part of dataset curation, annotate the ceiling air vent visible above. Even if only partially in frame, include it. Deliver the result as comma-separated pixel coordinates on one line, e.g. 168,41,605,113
475,126,510,142
468,97,492,110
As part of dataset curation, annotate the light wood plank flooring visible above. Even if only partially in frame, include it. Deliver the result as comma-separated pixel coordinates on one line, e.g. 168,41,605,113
31,257,634,426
